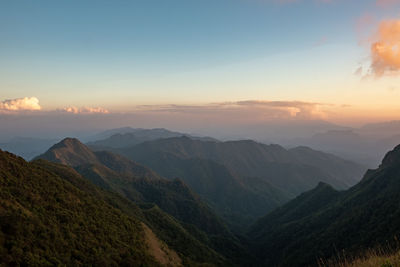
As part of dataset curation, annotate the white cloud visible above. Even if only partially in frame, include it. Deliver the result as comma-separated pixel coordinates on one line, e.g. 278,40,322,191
62,106,109,114
0,97,42,112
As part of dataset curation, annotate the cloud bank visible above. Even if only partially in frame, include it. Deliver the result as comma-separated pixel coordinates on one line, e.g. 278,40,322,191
370,20,400,76
137,100,328,121
0,97,42,112
62,106,110,114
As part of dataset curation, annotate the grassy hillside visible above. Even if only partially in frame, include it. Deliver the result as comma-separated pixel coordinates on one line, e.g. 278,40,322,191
35,159,241,266
1,148,249,265
0,150,159,266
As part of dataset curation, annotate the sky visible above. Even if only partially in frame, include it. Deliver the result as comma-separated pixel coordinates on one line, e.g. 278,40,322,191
1,0,400,139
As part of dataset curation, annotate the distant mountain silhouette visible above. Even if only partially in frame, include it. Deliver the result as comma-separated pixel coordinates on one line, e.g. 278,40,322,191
360,120,400,135
287,122,400,168
248,144,400,266
87,127,218,149
0,137,58,160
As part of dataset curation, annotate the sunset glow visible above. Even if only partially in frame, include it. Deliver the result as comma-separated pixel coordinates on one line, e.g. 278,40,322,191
0,0,399,137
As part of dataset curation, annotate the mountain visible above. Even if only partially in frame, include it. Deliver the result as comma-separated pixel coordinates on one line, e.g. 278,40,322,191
211,119,349,143
4,136,399,266
36,138,251,263
1,147,256,265
0,137,58,160
87,127,218,149
248,144,400,266
288,130,379,167
107,136,365,228
36,138,228,235
284,122,400,168
33,159,231,266
360,120,400,137
0,149,164,266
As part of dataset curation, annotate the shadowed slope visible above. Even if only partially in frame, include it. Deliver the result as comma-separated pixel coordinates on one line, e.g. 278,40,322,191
248,144,400,266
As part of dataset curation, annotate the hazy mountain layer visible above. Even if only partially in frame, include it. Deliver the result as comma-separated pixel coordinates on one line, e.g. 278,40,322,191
107,136,365,227
88,127,218,149
0,137,58,160
289,129,400,168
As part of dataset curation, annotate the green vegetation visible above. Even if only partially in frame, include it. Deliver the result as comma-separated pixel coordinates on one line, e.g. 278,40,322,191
35,159,237,266
4,135,400,266
249,144,400,266
1,147,245,266
35,138,249,265
36,138,230,236
0,150,158,266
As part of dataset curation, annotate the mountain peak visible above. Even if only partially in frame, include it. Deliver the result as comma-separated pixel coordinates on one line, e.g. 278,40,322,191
36,138,98,167
55,137,83,147
380,144,400,168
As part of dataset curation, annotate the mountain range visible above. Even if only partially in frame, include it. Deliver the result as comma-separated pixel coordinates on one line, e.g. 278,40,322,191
89,134,365,229
87,127,218,148
35,138,251,265
2,129,400,266
286,121,400,168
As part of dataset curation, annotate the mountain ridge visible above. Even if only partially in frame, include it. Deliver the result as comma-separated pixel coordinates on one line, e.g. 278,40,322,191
248,143,400,266
35,138,252,263
101,136,365,228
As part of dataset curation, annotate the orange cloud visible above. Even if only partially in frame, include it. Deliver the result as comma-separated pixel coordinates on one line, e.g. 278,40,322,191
370,20,400,76
0,97,41,112
62,106,109,114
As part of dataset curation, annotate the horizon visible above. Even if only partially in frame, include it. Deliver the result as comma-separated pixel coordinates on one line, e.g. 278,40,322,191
1,0,400,136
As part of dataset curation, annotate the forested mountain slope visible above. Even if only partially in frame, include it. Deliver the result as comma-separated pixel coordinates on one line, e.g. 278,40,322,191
36,138,251,264
248,144,400,266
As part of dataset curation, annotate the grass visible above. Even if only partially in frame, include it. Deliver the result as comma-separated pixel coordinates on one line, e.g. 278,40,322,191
318,239,400,267
345,250,400,267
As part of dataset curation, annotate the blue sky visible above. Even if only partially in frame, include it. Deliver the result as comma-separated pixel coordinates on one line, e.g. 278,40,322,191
0,0,399,124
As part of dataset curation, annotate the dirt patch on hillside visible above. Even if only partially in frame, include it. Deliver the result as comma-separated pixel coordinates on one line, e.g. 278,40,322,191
142,223,182,266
